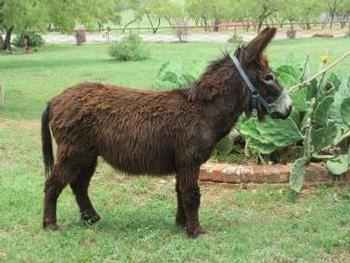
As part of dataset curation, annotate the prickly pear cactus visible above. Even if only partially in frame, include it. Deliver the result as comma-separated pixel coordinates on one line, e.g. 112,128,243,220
238,117,303,154
313,96,334,127
340,97,350,126
290,156,308,193
326,155,349,175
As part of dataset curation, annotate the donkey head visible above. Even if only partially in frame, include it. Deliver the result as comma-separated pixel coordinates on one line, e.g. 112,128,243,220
235,27,292,120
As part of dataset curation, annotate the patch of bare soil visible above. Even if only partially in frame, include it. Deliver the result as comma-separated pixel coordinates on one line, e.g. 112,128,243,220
0,119,40,130
0,119,6,129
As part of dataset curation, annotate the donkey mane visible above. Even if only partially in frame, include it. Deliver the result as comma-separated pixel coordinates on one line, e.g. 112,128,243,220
184,51,241,103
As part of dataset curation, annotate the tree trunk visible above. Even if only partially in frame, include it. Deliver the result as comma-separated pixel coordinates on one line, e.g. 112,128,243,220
257,18,264,32
164,17,173,27
0,35,3,50
329,11,335,29
145,12,155,33
152,18,161,33
122,18,138,33
306,21,311,30
19,33,26,48
289,19,294,30
279,19,285,29
213,17,220,32
2,26,13,51
202,17,208,32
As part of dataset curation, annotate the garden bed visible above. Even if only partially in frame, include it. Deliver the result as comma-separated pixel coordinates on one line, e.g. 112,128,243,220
199,162,350,188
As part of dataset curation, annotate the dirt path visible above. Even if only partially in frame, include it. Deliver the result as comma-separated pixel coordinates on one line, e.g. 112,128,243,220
43,31,347,44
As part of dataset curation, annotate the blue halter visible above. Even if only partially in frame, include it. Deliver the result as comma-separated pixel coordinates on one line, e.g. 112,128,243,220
230,54,287,113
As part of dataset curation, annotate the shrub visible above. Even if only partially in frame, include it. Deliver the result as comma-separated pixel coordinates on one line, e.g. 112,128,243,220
153,61,202,89
75,29,86,45
227,34,243,44
108,34,149,61
12,32,45,48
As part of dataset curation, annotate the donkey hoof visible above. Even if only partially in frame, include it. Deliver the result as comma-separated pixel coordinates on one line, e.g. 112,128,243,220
81,214,101,225
43,222,60,231
186,226,206,238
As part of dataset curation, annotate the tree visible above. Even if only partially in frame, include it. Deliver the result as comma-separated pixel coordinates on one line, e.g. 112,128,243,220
276,0,322,29
320,0,349,28
0,0,123,51
131,0,182,33
185,0,232,31
235,0,282,32
0,0,48,50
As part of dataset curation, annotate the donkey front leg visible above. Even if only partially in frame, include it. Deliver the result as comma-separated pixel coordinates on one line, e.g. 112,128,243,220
176,166,205,238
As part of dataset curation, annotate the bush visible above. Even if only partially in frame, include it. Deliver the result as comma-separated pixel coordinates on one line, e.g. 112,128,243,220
153,61,202,89
12,32,44,48
75,29,86,45
227,34,243,44
108,34,149,61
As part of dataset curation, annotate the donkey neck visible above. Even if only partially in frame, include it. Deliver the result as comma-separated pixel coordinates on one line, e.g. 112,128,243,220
186,54,248,140
201,77,245,139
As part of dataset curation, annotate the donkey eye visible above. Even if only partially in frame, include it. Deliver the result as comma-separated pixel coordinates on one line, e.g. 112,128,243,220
263,73,275,82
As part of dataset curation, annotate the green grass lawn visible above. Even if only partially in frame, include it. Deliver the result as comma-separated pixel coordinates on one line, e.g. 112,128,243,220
1,37,350,120
1,38,350,262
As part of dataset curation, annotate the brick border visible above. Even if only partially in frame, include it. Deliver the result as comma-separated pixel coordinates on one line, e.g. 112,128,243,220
199,162,350,188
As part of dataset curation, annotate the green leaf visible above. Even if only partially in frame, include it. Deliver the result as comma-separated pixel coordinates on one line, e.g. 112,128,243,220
289,157,309,193
340,96,350,126
313,96,334,127
328,73,342,90
329,81,350,123
153,61,202,90
311,122,339,151
326,155,349,175
246,137,276,155
275,65,300,83
290,89,308,112
305,79,319,101
239,117,303,155
215,137,233,156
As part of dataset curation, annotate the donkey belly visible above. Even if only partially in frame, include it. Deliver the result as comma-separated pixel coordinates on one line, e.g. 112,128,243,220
97,136,176,175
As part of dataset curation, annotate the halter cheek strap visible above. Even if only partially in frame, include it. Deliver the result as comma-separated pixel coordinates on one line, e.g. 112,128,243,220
230,54,287,114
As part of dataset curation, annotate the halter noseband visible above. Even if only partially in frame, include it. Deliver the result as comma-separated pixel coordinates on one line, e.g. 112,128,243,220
230,54,287,113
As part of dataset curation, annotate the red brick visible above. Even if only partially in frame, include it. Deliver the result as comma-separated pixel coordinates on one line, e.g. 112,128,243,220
305,163,331,182
279,164,291,182
198,162,349,187
344,170,350,182
262,165,288,183
239,165,253,183
199,168,211,181
211,168,223,182
251,165,264,183
222,166,241,183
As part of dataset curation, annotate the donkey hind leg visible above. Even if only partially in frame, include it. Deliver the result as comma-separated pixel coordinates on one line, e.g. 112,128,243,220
175,177,186,227
69,157,100,224
176,166,205,238
43,160,79,230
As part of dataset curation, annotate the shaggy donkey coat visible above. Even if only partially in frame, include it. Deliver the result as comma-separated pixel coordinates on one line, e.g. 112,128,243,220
42,27,292,237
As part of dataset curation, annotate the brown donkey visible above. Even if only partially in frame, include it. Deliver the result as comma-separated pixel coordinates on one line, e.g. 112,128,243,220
41,27,292,237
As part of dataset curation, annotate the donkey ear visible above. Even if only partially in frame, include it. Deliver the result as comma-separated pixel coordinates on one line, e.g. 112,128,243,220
244,27,277,62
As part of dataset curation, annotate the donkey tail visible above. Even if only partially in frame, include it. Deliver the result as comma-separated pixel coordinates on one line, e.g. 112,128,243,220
41,104,54,177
